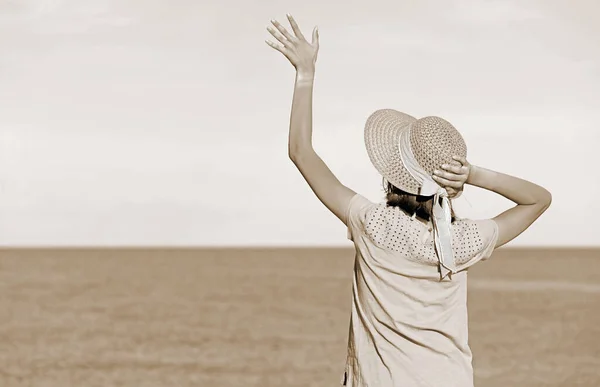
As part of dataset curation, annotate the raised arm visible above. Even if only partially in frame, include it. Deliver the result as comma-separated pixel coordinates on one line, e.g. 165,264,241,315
266,15,356,224
435,156,552,248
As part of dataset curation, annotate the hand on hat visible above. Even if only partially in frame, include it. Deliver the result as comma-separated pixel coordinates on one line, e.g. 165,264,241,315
266,14,319,78
432,156,471,199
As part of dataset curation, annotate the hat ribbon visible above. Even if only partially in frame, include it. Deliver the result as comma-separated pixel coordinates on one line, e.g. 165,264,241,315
398,124,456,279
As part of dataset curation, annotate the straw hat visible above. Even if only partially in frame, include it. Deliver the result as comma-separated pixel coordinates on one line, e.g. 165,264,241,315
364,109,467,196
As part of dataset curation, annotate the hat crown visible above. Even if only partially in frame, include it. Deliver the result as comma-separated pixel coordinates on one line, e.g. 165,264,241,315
410,116,467,175
363,109,467,195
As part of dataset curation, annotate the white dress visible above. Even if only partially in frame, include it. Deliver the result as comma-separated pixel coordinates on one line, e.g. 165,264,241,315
342,194,499,387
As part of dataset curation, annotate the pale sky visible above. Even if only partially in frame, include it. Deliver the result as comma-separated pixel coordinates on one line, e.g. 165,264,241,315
0,0,598,246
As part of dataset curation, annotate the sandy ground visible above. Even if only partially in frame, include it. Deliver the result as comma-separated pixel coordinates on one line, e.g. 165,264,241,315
0,247,599,387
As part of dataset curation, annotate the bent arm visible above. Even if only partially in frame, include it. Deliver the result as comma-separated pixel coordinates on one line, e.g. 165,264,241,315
467,165,552,247
288,71,356,224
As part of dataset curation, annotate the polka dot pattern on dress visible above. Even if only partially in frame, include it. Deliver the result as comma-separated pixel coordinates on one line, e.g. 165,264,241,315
363,204,488,268
451,220,486,266
364,204,438,267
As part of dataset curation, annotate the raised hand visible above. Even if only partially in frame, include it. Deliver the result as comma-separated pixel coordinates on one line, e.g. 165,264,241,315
432,156,472,199
265,14,319,77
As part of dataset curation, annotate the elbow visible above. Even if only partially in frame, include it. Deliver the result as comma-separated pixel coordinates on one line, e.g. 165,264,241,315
289,149,300,165
544,191,552,208
288,144,314,164
538,188,552,210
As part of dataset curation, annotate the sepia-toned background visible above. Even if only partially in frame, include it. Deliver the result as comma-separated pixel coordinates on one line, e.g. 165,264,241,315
1,0,598,246
1,0,599,386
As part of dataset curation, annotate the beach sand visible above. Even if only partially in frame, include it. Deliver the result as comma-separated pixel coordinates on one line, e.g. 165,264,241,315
0,247,599,387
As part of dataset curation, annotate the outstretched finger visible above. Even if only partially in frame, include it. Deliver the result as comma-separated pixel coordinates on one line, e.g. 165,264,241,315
312,26,319,46
267,26,292,48
265,40,292,60
271,19,296,43
286,14,306,41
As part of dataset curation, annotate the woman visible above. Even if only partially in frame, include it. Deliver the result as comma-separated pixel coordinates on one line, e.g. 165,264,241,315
266,15,551,387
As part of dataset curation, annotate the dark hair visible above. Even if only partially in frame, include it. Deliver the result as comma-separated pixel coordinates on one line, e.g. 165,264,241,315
383,179,456,223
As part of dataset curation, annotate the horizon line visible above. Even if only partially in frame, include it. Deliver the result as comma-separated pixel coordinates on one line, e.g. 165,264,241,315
0,245,598,251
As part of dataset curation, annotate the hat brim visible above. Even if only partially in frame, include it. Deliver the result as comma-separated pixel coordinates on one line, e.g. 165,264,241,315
364,109,421,195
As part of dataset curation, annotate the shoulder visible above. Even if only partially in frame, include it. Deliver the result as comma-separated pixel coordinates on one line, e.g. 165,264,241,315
346,194,377,226
451,218,500,269
346,194,401,242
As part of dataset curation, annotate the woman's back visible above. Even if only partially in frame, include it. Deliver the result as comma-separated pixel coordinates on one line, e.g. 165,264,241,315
343,194,498,387
264,16,551,386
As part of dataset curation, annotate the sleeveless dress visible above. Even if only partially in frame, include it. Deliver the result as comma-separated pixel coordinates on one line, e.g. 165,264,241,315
342,194,499,387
